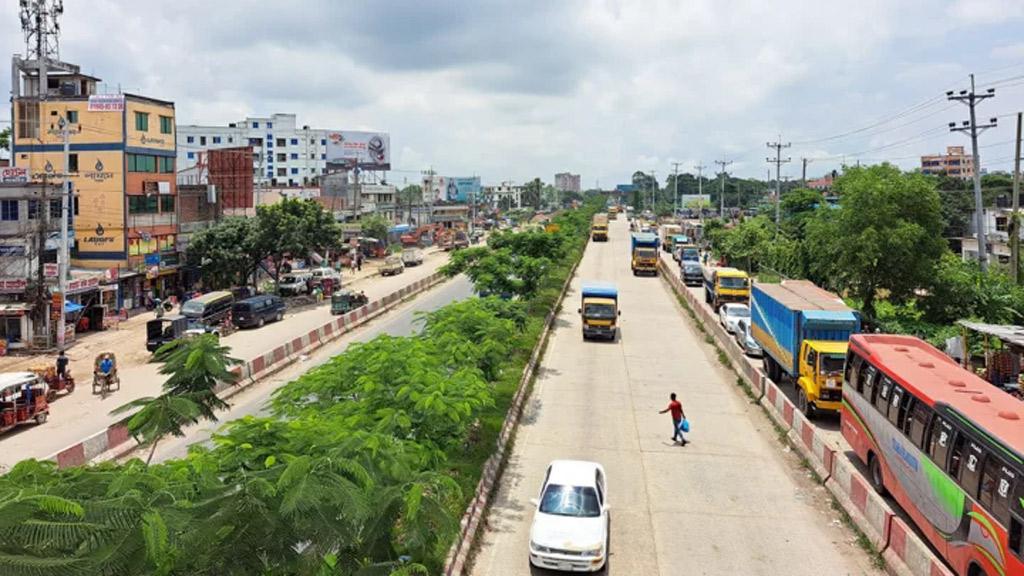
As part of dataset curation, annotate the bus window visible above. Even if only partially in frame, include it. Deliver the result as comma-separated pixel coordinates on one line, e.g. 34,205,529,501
927,416,954,468
862,366,877,403
979,456,1015,525
888,386,904,427
1012,480,1024,559
875,375,893,415
959,440,984,499
948,433,966,479
845,353,863,392
907,399,933,448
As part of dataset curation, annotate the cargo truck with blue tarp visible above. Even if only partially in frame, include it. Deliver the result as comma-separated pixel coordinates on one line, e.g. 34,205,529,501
579,282,619,340
630,232,659,275
751,280,860,418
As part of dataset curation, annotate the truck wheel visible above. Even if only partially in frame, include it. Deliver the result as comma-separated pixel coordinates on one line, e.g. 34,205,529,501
797,389,814,419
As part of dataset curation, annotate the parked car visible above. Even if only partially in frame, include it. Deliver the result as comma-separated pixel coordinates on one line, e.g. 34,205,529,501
718,302,750,334
401,248,424,267
308,267,341,287
529,460,609,572
278,272,312,296
380,255,405,276
734,319,763,357
233,294,286,329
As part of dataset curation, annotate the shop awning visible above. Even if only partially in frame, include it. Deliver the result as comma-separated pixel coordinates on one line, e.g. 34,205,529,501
958,320,1024,348
0,303,32,316
64,301,84,314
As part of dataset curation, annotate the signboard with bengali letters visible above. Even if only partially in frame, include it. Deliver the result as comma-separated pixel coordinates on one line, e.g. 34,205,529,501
87,94,125,112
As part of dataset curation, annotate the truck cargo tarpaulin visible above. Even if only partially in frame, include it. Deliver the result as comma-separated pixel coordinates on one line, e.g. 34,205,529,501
325,131,390,170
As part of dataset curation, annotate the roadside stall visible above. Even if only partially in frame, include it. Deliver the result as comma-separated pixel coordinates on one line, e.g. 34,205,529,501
956,320,1024,400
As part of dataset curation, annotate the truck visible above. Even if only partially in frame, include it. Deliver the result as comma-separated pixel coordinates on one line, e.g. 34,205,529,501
751,280,861,418
630,232,659,276
579,282,619,340
702,266,749,310
608,205,619,220
591,213,609,242
659,224,682,251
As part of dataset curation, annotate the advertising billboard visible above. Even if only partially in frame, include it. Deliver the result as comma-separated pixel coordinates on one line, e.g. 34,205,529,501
421,176,481,203
325,131,390,171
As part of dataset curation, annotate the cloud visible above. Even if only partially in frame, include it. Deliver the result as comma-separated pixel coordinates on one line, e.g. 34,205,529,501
946,0,1024,25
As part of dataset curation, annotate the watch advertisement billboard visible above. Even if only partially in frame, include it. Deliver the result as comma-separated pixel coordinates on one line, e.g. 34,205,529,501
325,131,390,171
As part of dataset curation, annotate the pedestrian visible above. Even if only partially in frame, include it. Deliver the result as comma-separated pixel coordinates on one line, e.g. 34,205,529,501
659,392,688,445
154,297,164,318
56,350,69,381
356,252,363,272
350,255,358,274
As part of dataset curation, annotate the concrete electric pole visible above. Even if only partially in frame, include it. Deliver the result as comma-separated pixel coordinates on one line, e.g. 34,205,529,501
671,162,682,216
694,163,706,222
48,115,73,349
767,139,791,225
948,74,997,270
714,160,732,219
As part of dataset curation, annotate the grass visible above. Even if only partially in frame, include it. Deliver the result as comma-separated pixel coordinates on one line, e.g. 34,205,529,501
829,498,886,569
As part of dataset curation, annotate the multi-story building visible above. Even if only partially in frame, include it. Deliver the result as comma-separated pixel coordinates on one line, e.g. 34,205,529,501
921,146,975,179
483,183,523,209
554,172,581,193
177,113,332,187
11,60,179,309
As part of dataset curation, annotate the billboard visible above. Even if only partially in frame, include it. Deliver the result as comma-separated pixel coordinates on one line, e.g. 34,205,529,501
87,94,125,112
325,131,391,171
421,176,481,203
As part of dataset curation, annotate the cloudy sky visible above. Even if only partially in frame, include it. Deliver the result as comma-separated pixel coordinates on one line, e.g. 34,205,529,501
3,0,1024,187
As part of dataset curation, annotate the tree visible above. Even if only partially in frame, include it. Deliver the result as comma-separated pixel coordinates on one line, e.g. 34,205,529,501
360,213,391,243
254,199,343,284
0,126,10,153
398,184,422,223
522,178,543,210
112,334,239,464
805,164,946,320
185,217,260,289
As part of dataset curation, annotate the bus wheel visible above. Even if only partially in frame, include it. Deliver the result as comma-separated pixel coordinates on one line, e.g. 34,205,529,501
868,454,888,496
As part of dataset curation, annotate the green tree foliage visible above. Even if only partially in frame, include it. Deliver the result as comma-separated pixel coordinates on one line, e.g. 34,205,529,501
805,164,945,320
0,126,10,152
185,217,260,289
921,253,1024,325
254,199,344,284
359,213,391,243
522,178,543,210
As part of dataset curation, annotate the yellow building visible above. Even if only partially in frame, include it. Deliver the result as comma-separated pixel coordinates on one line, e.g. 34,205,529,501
12,68,179,309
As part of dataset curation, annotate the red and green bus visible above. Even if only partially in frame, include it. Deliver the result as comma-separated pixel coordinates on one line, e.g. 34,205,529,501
842,334,1023,576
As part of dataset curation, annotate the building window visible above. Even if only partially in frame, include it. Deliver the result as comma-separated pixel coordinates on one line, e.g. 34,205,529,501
160,196,175,213
290,153,298,160
996,216,1009,232
276,138,286,147
27,200,38,220
212,136,221,144
310,153,315,160
266,139,274,148
267,171,274,178
277,168,286,177
248,138,261,147
66,110,79,124
310,138,315,145
159,156,174,173
321,154,326,160
128,195,159,214
200,136,207,146
291,168,298,175
128,154,157,173
68,153,79,173
320,139,326,146
159,115,172,134
187,152,195,160
290,138,298,145
266,122,273,129
1,200,19,221
277,153,286,162
228,137,233,143
135,111,149,131
252,121,259,128
49,199,60,218
186,136,194,144
16,101,40,140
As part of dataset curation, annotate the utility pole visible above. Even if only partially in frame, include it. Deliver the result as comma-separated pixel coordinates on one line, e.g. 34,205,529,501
767,138,792,225
1012,112,1022,283
948,74,997,270
714,160,732,219
649,170,657,211
48,115,73,350
671,162,681,216
801,157,811,186
695,163,706,222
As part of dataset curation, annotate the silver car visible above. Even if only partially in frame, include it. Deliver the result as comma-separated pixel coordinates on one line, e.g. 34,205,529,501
734,319,763,357
718,303,749,334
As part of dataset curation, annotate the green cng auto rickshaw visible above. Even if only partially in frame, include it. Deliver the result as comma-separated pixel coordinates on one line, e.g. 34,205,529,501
330,289,368,315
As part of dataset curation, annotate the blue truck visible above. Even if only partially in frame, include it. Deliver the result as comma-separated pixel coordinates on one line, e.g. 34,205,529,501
630,232,660,275
751,280,860,418
579,282,620,340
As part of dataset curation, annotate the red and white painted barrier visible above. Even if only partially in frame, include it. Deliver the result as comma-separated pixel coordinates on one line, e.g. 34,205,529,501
787,406,835,482
45,271,448,468
884,517,954,576
826,447,893,551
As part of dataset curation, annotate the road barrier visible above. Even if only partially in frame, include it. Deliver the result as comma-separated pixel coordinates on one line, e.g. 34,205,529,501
47,272,448,468
443,258,582,576
656,256,950,576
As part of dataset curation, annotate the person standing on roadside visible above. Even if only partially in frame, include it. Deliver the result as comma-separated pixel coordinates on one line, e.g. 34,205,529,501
659,392,688,445
56,350,69,381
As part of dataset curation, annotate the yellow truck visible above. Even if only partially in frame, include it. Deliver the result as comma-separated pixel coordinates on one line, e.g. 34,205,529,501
579,282,619,340
702,266,750,310
591,213,609,242
608,205,619,220
630,232,659,275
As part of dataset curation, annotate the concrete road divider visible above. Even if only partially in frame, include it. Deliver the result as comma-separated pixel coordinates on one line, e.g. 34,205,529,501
787,405,835,482
825,444,893,551
44,272,448,469
884,517,954,576
760,380,794,432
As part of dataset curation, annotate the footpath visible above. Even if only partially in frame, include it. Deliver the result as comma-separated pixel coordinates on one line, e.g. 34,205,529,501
656,256,953,576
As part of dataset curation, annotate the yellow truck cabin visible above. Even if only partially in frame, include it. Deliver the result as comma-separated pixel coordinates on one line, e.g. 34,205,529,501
579,282,619,340
702,267,749,310
591,213,609,242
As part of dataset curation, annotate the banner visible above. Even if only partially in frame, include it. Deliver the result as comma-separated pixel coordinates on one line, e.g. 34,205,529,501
325,131,390,170
0,167,28,183
87,94,125,112
421,176,481,203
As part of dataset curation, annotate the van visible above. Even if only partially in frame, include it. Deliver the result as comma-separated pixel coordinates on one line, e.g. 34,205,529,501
180,291,234,325
278,272,312,296
232,295,285,329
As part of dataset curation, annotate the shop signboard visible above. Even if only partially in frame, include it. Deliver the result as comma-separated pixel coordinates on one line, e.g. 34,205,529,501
144,253,161,266
87,94,125,112
44,263,58,278
66,277,100,294
0,279,28,293
0,167,28,183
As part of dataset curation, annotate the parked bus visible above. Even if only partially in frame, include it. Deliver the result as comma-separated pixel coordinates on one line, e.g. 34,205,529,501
842,333,1023,576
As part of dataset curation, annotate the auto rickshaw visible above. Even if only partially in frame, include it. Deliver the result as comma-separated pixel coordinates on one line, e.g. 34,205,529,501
146,314,189,352
29,365,75,402
0,372,49,434
93,353,120,395
330,289,368,315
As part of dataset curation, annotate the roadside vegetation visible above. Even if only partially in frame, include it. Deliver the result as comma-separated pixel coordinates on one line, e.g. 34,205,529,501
0,201,598,576
704,163,1024,346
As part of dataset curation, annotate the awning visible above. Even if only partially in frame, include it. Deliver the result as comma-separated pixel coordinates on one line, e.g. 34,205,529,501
957,320,1024,348
64,301,84,314
0,303,32,316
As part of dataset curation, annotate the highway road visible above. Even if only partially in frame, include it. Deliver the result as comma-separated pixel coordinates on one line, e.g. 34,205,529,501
469,217,882,575
143,275,475,463
0,251,452,470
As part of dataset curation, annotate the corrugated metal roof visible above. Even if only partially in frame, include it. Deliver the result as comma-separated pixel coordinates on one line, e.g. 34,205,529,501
958,320,1024,348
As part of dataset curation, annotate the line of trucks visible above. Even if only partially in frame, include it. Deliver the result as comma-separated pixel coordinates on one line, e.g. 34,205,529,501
700,263,861,418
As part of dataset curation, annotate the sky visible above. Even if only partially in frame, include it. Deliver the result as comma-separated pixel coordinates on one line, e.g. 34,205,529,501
3,0,1024,188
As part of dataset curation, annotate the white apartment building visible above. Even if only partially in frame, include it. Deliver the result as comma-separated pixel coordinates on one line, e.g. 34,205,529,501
483,183,524,209
177,113,332,186
554,172,581,193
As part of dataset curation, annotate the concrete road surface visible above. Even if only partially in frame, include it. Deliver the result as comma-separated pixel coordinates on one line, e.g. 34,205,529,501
144,276,475,463
0,252,451,470
470,218,882,576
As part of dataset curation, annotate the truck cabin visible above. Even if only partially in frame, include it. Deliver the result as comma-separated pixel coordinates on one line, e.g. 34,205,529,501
801,340,848,379
717,272,749,291
579,282,620,339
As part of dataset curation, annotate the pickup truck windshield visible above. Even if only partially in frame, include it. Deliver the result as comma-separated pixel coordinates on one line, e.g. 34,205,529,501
583,303,616,319
635,248,657,259
821,354,846,375
719,277,748,289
